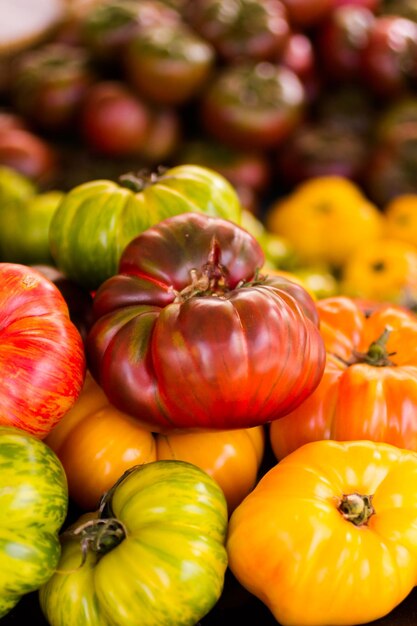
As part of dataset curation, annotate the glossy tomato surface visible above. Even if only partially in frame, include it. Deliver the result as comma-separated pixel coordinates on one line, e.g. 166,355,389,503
40,460,228,626
227,439,417,626
270,296,417,459
0,263,85,438
0,426,68,618
87,212,325,432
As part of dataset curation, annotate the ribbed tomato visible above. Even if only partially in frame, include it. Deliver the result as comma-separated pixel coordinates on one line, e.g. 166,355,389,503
0,263,85,438
270,295,417,459
86,212,325,432
45,372,265,513
40,460,228,626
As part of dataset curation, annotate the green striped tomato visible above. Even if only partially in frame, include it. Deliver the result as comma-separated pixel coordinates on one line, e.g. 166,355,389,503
49,164,242,290
0,426,68,618
40,460,228,626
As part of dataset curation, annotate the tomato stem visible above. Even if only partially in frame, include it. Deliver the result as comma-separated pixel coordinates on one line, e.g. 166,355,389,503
337,493,375,526
333,327,397,368
119,166,167,192
174,236,230,302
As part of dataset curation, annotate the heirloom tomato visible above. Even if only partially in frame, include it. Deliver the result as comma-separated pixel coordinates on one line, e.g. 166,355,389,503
270,296,417,460
40,460,228,626
46,372,265,512
49,164,242,290
265,175,384,268
0,190,64,264
384,194,417,248
227,439,417,626
340,238,417,307
0,263,85,438
0,426,68,618
86,212,325,432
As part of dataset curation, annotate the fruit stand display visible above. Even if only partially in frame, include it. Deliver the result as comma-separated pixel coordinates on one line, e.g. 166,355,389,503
2,1,417,625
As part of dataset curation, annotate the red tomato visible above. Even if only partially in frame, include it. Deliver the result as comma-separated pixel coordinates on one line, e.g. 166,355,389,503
86,212,325,432
0,264,86,438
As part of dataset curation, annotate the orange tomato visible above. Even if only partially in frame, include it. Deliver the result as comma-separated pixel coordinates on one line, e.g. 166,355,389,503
270,296,417,460
46,373,265,513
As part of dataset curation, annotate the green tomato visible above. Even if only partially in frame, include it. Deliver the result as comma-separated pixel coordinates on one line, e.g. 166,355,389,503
0,166,36,207
0,426,68,618
0,191,64,264
49,164,242,290
40,460,228,626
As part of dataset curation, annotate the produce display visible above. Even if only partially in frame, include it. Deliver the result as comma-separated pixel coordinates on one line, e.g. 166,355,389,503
2,0,417,625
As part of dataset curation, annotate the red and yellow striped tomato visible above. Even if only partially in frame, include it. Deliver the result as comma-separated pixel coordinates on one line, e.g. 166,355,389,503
0,263,85,438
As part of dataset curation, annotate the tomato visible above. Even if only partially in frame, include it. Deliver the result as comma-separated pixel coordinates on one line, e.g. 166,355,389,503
265,175,384,268
227,439,417,626
124,21,215,105
49,164,242,291
384,194,417,248
46,373,265,513
80,80,151,157
80,0,179,65
340,238,417,307
86,212,325,432
0,263,86,438
0,191,64,265
39,460,228,626
0,426,68,618
200,61,306,151
11,42,93,133
0,128,57,187
269,296,417,459
185,0,291,62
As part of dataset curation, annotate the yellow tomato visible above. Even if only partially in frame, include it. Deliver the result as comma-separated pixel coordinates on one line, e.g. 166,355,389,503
384,194,417,247
46,373,265,514
340,238,417,306
265,176,384,268
227,439,417,626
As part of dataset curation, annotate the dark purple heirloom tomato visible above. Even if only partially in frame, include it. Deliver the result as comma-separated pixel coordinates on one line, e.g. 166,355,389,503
87,212,326,432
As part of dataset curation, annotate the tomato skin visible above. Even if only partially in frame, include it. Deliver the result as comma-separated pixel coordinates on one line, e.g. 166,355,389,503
46,373,265,513
49,165,242,291
0,426,68,618
39,460,228,626
227,439,417,626
270,296,417,459
87,212,325,432
0,263,86,438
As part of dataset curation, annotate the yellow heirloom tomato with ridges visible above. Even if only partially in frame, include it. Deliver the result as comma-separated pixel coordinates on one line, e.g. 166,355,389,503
227,439,417,626
265,176,384,268
340,238,417,306
384,194,417,248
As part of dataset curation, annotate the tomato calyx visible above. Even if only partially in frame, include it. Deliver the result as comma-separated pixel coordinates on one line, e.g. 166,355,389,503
334,327,397,368
70,517,127,565
119,166,168,192
337,492,375,526
174,236,231,302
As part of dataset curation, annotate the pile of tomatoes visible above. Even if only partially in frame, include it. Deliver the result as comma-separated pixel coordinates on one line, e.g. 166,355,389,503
2,1,417,626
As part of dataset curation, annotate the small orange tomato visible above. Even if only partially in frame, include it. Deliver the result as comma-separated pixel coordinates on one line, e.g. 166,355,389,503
46,373,265,513
45,373,157,510
157,426,265,514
